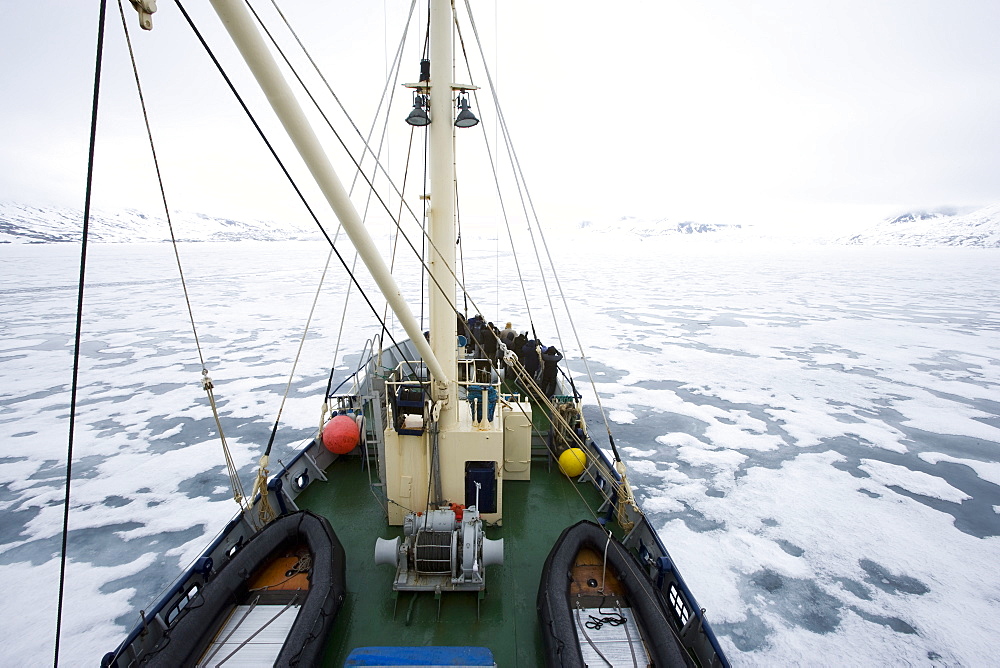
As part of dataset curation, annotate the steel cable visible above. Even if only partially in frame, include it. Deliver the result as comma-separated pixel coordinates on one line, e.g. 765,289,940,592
55,6,107,666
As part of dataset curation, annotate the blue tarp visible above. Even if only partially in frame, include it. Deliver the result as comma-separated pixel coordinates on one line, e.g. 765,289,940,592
466,384,497,422
345,646,496,666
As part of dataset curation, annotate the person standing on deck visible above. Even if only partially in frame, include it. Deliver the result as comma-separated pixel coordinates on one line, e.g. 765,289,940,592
513,332,528,366
468,314,485,356
500,322,516,346
523,339,542,383
483,322,499,363
540,346,563,398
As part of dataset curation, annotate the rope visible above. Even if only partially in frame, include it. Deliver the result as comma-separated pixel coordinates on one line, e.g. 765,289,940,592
250,245,333,526
202,371,250,511
54,4,107,665
174,0,428,385
257,1,430,499
198,596,260,667
597,529,691,654
499,349,641,531
248,553,312,591
253,1,515,379
262,216,334,461
600,529,611,594
117,0,249,514
257,0,418,390
262,0,471,353
460,0,623,463
253,245,337,527
247,0,474,343
320,99,418,430
501,356,617,520
453,5,538,337
466,7,640,536
585,610,627,630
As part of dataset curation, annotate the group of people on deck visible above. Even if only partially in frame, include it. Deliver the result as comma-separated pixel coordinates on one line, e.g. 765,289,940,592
460,315,563,398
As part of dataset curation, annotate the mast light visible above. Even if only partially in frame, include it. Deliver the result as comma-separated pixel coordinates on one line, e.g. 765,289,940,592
454,94,479,128
406,93,431,127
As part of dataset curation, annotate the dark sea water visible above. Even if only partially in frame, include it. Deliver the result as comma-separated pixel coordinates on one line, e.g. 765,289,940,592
1,240,998,665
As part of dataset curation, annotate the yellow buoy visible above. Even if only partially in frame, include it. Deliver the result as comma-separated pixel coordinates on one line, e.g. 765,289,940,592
558,448,587,477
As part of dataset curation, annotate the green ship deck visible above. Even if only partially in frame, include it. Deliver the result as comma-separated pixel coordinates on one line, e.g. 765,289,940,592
296,453,608,666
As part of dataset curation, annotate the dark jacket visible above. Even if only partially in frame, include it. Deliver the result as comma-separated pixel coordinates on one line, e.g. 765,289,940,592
483,323,499,360
522,340,541,374
513,333,528,363
541,346,562,379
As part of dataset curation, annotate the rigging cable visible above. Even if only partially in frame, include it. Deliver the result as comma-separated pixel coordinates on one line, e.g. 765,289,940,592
405,6,621,502
255,251,335,526
242,0,471,367
55,4,107,666
173,0,423,383
259,0,443,287
451,4,538,338
258,0,417,406
254,0,421,433
270,0,624,533
255,0,488,344
250,0,512,439
177,0,444,523
259,0,575,394
461,0,624,464
264,0,418,205
116,0,250,515
456,1,638,525
257,1,438,520
176,0,503,536
457,3,551,341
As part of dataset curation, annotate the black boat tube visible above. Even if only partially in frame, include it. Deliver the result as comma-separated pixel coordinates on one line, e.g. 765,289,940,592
537,520,693,668
142,510,345,667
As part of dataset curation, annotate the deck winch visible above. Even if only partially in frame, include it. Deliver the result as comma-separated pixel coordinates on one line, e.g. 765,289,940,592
374,507,503,592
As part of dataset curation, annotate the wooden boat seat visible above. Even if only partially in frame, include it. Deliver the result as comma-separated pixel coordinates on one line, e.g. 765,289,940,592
569,547,626,599
247,544,311,592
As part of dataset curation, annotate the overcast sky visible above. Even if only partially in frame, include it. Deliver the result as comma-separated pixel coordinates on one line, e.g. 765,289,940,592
2,0,1000,232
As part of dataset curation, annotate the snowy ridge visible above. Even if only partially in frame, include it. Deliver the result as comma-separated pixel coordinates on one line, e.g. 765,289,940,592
577,215,743,239
573,206,1000,248
569,215,826,247
839,204,1000,247
0,201,315,243
6,201,1000,247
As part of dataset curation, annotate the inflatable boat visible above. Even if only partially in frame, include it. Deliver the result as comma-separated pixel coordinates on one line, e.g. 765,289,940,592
538,520,694,667
128,510,345,667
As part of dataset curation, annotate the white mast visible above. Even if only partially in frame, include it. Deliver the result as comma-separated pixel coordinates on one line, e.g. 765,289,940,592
205,0,450,387
427,0,459,427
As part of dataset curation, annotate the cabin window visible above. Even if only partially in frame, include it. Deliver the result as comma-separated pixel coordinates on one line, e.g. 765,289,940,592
668,583,691,627
164,583,200,626
226,537,244,559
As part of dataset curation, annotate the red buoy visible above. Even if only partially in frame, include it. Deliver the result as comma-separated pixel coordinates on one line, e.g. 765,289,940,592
322,414,360,454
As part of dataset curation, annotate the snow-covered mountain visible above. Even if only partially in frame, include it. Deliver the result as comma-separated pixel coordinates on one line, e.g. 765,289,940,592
576,215,743,238
0,202,316,243
839,205,1000,247
5,201,999,247
574,207,1000,248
